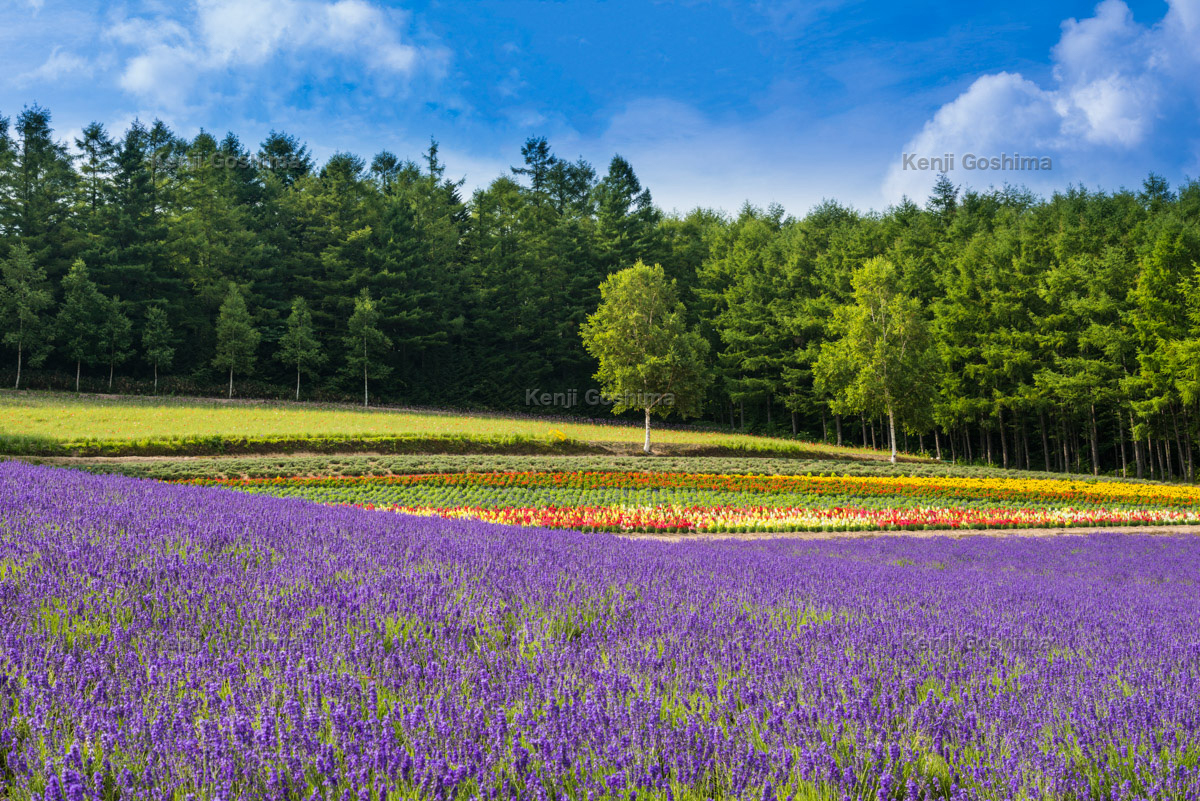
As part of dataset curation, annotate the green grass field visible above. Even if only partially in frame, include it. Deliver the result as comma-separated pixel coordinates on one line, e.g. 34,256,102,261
0,391,887,459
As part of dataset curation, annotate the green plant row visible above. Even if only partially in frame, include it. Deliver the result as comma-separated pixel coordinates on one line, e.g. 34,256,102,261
0,432,601,458
25,453,1158,483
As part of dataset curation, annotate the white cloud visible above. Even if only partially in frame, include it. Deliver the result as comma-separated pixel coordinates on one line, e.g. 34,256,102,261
15,47,92,85
106,0,432,108
884,0,1200,202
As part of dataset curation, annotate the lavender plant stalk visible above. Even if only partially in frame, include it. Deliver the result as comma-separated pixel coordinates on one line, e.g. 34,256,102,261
2,462,1199,799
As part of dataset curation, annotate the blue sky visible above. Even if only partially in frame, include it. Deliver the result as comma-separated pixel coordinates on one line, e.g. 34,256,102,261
1,0,1197,215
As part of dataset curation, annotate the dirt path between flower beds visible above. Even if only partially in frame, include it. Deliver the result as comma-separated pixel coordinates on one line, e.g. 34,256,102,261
623,524,1200,541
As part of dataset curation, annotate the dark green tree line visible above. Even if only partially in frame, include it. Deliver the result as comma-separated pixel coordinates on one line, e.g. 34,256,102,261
3,103,1200,479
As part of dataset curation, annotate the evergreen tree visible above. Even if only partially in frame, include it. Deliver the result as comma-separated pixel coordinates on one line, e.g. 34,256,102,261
213,283,260,398
278,296,324,400
926,172,959,224
344,288,391,407
75,122,115,226
1,105,77,276
258,130,313,188
581,261,710,452
594,155,661,273
0,244,53,389
142,302,175,395
56,259,107,392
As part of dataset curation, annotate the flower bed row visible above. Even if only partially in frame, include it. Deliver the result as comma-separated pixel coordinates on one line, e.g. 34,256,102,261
184,470,1200,533
183,470,1200,506
360,502,1200,533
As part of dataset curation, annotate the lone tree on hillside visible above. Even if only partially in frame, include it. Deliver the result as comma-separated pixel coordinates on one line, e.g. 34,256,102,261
581,261,710,453
814,256,935,463
344,288,391,407
278,296,325,401
213,283,260,399
142,303,175,395
56,259,106,392
0,245,53,390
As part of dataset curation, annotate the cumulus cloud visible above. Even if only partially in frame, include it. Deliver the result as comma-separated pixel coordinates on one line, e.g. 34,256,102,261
883,0,1200,202
106,0,431,108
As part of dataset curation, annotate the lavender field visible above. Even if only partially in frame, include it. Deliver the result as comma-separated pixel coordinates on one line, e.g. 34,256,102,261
2,462,1200,800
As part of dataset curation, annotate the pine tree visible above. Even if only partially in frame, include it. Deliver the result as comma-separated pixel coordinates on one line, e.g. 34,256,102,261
594,155,662,274
75,122,116,226
213,283,260,399
1,105,78,277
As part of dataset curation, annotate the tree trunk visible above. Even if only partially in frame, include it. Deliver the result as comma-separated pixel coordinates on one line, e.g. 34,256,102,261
643,406,652,453
869,419,877,450
1131,412,1144,479
14,345,21,390
766,397,772,427
835,414,842,447
887,405,898,463
860,414,867,447
1061,415,1070,474
820,411,827,442
791,411,797,436
1170,406,1187,480
1089,404,1100,477
934,428,942,460
154,362,159,396
739,400,745,431
1080,422,1089,472
1039,411,1050,472
1184,408,1195,483
998,407,1009,469
228,367,233,399
75,360,81,393
296,367,301,402
108,360,114,390
1116,411,1127,479
1020,420,1031,471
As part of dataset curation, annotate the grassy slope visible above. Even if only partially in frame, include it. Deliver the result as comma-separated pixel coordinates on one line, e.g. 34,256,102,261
0,391,890,459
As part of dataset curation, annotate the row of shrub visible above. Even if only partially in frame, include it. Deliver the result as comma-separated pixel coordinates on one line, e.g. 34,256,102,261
30,453,1145,483
0,433,600,458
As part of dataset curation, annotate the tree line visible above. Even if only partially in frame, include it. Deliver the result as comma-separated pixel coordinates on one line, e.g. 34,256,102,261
1,104,1199,478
